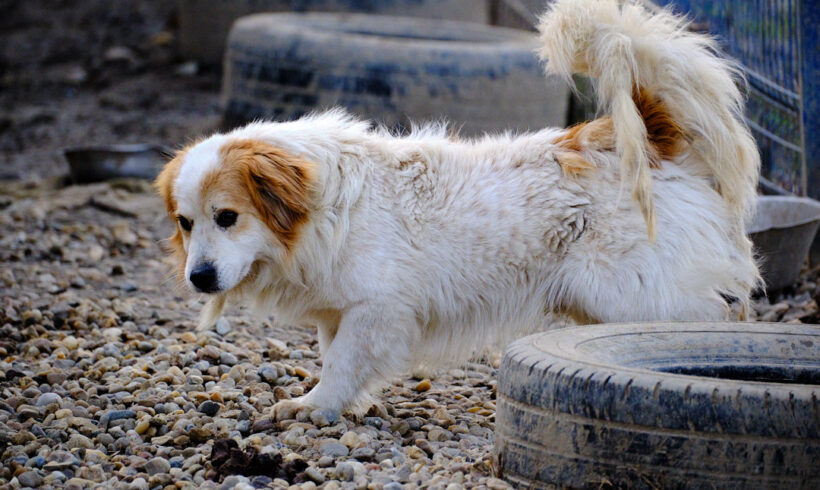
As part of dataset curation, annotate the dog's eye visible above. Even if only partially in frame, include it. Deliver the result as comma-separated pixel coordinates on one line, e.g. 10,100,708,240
216,210,238,228
177,215,193,232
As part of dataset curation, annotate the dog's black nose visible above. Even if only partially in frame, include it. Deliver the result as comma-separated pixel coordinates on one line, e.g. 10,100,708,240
189,262,219,293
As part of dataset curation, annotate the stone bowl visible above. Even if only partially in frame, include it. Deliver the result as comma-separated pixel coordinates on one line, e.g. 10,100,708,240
749,195,820,291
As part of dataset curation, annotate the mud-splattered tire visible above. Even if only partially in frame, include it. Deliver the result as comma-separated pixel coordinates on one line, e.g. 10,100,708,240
494,322,820,489
178,0,490,64
221,13,569,136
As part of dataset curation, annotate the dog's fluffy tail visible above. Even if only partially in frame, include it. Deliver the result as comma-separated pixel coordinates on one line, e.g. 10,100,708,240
538,0,759,242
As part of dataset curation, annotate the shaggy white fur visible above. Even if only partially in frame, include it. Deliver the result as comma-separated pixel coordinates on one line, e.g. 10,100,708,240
539,0,759,245
160,0,760,414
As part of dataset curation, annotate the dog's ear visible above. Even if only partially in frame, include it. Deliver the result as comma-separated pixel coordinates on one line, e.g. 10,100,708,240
155,152,184,216
224,140,315,250
154,151,188,285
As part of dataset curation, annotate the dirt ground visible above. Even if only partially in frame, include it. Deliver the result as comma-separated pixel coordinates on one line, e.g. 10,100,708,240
0,0,221,181
2,1,819,489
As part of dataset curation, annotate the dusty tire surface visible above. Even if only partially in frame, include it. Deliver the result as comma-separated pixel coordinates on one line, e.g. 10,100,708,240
222,13,569,136
494,323,820,489
178,0,490,64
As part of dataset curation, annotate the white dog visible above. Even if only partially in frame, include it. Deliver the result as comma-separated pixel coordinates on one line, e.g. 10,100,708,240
156,0,760,415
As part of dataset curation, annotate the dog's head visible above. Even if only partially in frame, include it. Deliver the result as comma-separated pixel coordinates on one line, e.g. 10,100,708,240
155,136,316,294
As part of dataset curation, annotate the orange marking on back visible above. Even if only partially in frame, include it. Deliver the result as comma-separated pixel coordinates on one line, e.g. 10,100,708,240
555,117,615,154
555,151,595,176
633,87,685,162
555,88,685,170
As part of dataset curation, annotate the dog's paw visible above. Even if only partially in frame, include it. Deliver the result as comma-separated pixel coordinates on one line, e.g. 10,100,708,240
271,398,315,422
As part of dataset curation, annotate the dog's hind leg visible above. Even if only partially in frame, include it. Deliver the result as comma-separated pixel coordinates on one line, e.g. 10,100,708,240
273,303,418,417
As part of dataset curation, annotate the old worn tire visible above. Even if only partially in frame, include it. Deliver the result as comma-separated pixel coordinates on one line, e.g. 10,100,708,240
221,13,569,136
178,0,490,64
494,323,820,489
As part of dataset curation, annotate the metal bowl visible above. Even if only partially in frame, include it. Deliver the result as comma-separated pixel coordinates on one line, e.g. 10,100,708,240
63,144,171,184
749,196,820,291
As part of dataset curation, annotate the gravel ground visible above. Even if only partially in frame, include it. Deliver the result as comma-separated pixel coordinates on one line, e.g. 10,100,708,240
0,179,507,490
1,179,819,490
3,1,820,489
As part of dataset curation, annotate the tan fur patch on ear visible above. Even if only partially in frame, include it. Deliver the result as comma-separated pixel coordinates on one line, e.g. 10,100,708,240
219,139,316,250
154,150,186,216
154,149,189,286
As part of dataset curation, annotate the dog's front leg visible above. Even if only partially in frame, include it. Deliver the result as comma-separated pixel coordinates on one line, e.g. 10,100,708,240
196,294,226,331
273,303,416,419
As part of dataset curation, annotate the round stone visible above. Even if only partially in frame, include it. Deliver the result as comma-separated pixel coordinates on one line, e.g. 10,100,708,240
198,400,220,417
318,440,349,458
335,462,355,482
35,392,61,407
351,447,375,461
258,365,278,383
215,318,231,335
219,352,238,366
144,457,171,476
66,434,93,449
339,431,360,448
304,466,325,484
415,379,432,392
18,470,43,487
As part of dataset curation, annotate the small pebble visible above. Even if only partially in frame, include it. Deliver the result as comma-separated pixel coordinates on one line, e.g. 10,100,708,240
135,419,151,434
219,352,238,366
103,409,137,424
198,400,220,417
304,466,325,484
144,457,171,476
335,462,355,481
415,379,432,392
66,434,94,449
351,447,375,461
258,365,279,384
318,440,349,458
35,392,61,407
131,477,149,490
267,339,290,359
215,317,231,335
18,470,43,487
340,431,360,448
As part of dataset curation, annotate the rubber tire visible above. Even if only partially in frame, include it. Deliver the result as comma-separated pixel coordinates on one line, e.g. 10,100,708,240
494,322,820,489
178,0,490,64
221,13,569,136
